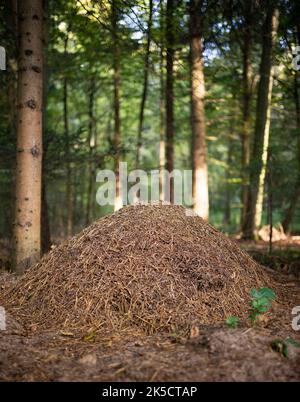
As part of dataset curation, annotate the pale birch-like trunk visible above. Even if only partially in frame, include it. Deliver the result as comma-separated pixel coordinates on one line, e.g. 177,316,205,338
190,0,209,220
242,3,279,238
112,0,122,211
159,0,165,202
165,0,175,203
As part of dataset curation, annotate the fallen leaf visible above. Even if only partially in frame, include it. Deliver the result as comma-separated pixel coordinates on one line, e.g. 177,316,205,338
83,330,97,342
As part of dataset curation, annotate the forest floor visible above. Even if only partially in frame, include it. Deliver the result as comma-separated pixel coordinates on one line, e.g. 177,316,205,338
0,238,300,382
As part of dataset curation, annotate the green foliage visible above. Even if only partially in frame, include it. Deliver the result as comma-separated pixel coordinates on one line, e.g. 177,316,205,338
225,315,239,329
271,337,300,358
251,287,276,300
249,287,276,324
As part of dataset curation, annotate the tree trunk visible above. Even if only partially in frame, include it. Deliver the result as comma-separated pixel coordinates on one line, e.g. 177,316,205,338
242,3,279,239
240,1,254,228
165,0,175,202
282,74,300,233
282,23,300,233
135,0,153,169
224,131,234,226
41,174,51,253
190,0,209,220
91,118,99,219
159,0,165,202
13,0,43,274
86,78,95,226
41,0,51,254
112,0,122,211
63,34,73,237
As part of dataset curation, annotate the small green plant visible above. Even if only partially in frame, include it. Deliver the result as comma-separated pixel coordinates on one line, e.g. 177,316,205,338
249,287,276,324
226,315,239,328
271,337,300,358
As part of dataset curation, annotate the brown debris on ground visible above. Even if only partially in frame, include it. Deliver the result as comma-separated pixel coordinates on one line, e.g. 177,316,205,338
2,204,297,335
1,204,300,381
0,323,299,382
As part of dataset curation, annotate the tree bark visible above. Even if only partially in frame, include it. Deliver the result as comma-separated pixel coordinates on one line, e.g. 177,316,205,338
240,1,254,228
13,0,43,274
165,0,175,202
112,0,122,211
224,131,234,226
41,175,51,253
63,34,73,237
242,3,279,239
135,0,153,169
282,22,300,233
41,0,51,253
282,75,300,233
190,0,209,220
159,0,165,202
91,117,100,219
86,78,95,225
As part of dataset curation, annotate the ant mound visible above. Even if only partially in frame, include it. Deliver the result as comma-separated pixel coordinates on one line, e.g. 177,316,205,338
4,204,273,334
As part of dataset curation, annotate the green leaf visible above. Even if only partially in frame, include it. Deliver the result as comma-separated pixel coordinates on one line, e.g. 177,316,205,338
226,315,239,328
271,337,299,358
251,287,276,301
283,344,289,358
285,337,300,348
249,288,276,325
258,288,276,300
271,339,284,354
250,288,261,299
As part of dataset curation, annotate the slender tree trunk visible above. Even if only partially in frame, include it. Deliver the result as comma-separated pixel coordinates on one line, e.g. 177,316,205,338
267,153,273,253
166,0,175,203
224,130,234,226
63,35,73,237
190,0,209,219
86,78,95,225
240,2,254,228
135,0,153,169
92,118,99,219
159,2,165,202
112,0,122,211
242,3,279,239
282,24,300,233
13,0,43,274
41,175,51,253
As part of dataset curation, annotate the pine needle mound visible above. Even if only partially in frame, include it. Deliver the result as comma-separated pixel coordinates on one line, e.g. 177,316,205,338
5,204,272,334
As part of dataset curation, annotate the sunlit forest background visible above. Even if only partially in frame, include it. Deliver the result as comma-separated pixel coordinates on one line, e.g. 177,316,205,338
0,0,299,254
